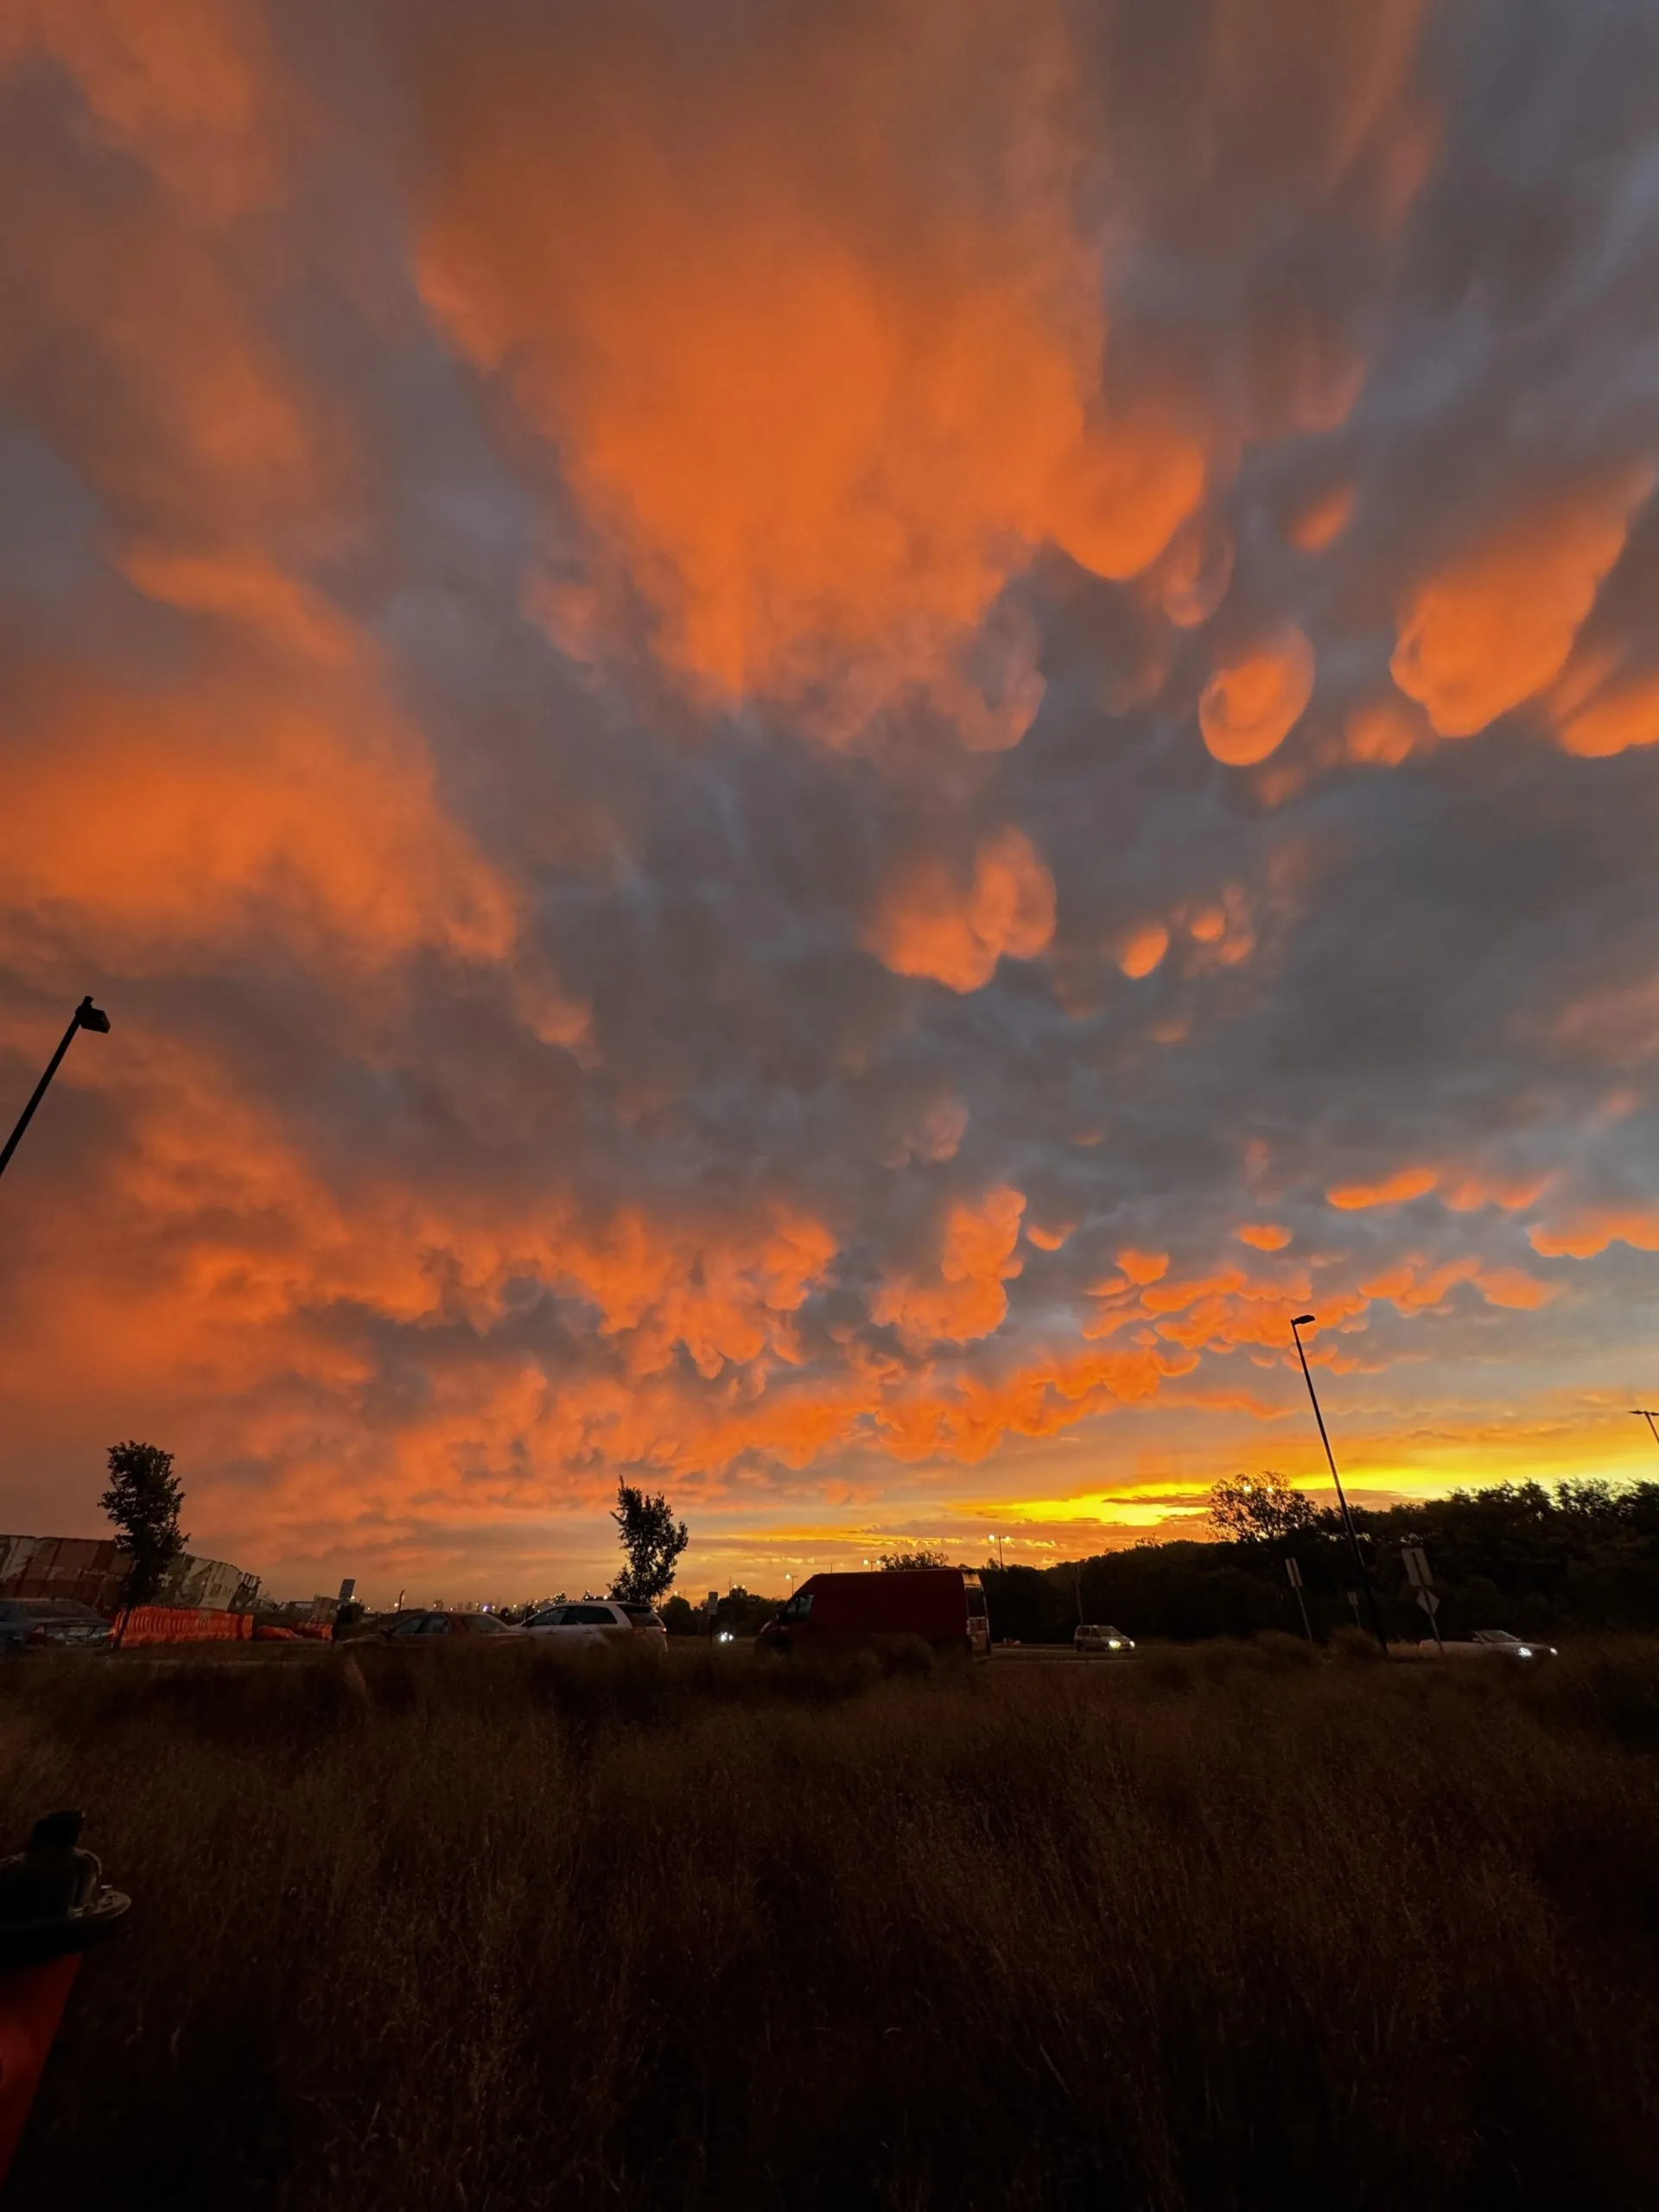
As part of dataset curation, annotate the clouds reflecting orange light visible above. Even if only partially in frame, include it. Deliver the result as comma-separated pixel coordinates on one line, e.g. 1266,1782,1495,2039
2,0,1658,1599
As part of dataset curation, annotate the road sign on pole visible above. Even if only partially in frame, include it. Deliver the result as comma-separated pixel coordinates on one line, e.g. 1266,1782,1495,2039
1401,1544,1442,1647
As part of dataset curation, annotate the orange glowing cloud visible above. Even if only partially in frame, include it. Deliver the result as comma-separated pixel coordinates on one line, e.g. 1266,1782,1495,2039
0,1038,858,1513
0,0,285,221
1360,1256,1555,1313
1116,922,1169,980
1236,1223,1292,1250
872,1186,1027,1349
1157,514,1235,628
4,0,1655,1599
1390,474,1649,738
1436,1167,1550,1213
1326,1166,1439,1211
1345,697,1423,766
1555,671,1659,759
0,662,515,966
118,543,359,665
1285,480,1356,553
1528,1210,1659,1262
1046,409,1207,586
1025,1219,1077,1253
1199,628,1316,766
408,0,1207,741
864,826,1055,992
1080,1248,1370,1363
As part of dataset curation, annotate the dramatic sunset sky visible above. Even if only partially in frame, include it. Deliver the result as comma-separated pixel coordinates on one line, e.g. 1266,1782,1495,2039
3,0,1658,1603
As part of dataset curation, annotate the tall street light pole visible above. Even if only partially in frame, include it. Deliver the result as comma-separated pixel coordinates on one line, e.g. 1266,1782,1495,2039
0,997,111,1185
1633,1410,1659,1452
1289,1313,1390,1657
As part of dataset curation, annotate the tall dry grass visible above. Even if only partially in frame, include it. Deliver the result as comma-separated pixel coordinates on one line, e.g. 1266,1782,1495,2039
3,1636,1658,2211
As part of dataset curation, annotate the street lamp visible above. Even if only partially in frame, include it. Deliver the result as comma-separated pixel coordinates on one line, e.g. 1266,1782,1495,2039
0,997,111,1184
1632,1410,1659,1452
1289,1313,1389,1656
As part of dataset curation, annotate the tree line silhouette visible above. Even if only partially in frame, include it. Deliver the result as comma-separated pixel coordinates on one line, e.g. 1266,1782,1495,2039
981,1477,1659,1645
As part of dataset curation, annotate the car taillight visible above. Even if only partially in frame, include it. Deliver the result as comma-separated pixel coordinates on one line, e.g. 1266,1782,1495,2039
27,1624,49,1644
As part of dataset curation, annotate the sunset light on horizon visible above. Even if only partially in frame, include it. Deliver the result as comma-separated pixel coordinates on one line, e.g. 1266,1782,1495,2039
3,0,1659,1604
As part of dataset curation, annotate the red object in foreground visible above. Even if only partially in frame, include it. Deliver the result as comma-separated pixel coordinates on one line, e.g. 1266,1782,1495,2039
0,1955,79,2181
755,1568,991,1658
115,1605,254,1647
0,1812,130,2188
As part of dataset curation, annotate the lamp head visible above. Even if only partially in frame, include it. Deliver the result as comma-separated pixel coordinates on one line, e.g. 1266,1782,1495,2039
75,996,111,1035
1291,1313,1315,1329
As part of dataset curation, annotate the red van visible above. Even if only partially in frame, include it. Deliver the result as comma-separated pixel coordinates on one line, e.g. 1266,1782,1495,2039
755,1569,991,1658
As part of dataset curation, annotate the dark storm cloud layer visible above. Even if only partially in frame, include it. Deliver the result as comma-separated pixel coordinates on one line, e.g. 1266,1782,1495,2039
2,0,1657,1586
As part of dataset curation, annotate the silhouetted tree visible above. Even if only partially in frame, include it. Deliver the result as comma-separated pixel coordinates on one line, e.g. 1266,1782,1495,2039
99,1440,188,1606
1209,1470,1318,1546
982,1563,1075,1643
713,1586,785,1636
610,1481,689,1604
877,1547,950,1570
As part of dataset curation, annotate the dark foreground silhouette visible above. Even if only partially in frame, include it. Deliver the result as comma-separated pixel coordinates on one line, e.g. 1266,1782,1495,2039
3,1635,1658,2210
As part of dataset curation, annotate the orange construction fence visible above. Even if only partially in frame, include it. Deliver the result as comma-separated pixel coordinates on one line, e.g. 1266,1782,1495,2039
114,1605,254,1646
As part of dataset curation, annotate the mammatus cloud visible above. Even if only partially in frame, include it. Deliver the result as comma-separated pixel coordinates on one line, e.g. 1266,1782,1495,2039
3,0,1659,1595
1390,472,1651,741
408,0,1206,747
1199,628,1316,766
863,828,1056,993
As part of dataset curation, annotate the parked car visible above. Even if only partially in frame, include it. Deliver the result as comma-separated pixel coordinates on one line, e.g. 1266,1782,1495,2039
377,1610,524,1642
524,1600,667,1648
1075,1623,1135,1656
755,1569,991,1659
0,1599,111,1654
1421,1629,1559,1659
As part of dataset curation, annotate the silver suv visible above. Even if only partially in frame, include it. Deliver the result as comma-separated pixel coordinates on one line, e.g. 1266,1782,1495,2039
524,1600,667,1649
1075,1623,1135,1656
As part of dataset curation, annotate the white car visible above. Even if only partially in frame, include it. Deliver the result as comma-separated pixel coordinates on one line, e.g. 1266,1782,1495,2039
1075,1623,1135,1656
524,1600,668,1649
1421,1629,1559,1660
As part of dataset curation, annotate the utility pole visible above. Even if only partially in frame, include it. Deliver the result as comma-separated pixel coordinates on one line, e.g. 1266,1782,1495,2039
1289,1315,1390,1657
1633,1410,1659,1452
0,998,111,1184
1285,1554,1313,1642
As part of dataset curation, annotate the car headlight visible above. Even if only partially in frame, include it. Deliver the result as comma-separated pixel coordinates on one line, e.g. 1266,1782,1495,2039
1517,1646,1533,1658
1108,1639,1122,1649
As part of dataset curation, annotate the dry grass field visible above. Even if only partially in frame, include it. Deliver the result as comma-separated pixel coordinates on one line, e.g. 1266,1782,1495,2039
3,1635,1658,2211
